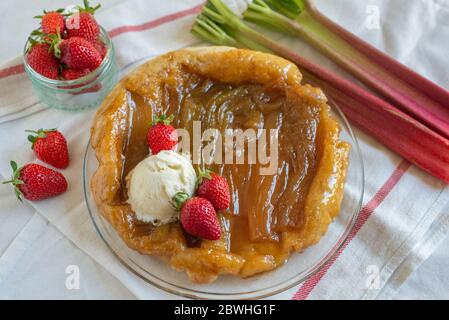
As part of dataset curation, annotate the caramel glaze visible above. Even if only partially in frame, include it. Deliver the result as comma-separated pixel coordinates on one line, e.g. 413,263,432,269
90,48,350,283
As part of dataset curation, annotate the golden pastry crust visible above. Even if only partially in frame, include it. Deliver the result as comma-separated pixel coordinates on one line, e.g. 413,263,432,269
90,47,350,284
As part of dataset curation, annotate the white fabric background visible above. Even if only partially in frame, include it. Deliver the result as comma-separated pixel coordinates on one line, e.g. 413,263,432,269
0,0,448,299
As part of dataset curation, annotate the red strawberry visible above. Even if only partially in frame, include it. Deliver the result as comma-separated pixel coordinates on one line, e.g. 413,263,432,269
27,43,60,79
66,12,99,41
60,36,102,70
66,1,101,41
146,114,178,155
3,161,68,201
92,39,107,59
38,11,65,35
173,193,221,241
196,169,230,211
62,68,90,80
26,128,70,169
61,68,102,94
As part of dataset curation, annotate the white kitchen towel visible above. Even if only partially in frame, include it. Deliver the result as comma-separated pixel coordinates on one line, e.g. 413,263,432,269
0,211,137,299
0,0,449,299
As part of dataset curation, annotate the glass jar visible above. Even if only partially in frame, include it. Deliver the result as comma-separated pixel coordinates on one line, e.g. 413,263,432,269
23,27,118,111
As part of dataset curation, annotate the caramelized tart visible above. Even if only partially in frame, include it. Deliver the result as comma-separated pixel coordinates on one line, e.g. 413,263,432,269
90,47,350,284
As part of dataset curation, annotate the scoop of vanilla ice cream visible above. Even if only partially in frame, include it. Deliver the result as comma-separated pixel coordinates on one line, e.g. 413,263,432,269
126,151,196,225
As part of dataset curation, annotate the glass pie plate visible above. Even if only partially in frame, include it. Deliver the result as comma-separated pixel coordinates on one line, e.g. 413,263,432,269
83,98,364,300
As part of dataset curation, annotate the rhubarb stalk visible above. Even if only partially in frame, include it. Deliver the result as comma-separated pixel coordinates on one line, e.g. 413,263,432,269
303,70,449,183
191,0,449,183
244,0,449,140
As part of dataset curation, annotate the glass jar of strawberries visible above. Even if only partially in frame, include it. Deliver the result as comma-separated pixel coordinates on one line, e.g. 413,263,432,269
23,1,118,111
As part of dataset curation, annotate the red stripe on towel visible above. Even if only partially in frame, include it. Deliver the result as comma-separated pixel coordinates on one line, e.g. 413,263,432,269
0,64,25,79
108,3,203,38
292,160,411,300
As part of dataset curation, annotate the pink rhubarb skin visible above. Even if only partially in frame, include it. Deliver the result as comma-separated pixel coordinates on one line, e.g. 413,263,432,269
303,71,449,183
280,0,449,140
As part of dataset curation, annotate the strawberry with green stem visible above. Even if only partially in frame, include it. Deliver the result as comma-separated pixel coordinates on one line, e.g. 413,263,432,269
146,114,179,155
26,37,60,79
60,36,103,70
173,192,221,241
66,0,101,41
35,9,66,35
29,29,62,58
26,128,70,169
3,161,68,201
196,168,230,211
40,28,102,71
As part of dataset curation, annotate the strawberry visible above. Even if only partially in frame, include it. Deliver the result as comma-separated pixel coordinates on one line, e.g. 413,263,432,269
37,10,65,35
146,114,178,155
3,161,68,201
196,169,230,211
66,1,101,41
26,128,70,169
92,38,107,59
60,36,102,70
61,68,90,80
61,68,102,94
173,193,221,241
26,42,60,80
66,12,99,41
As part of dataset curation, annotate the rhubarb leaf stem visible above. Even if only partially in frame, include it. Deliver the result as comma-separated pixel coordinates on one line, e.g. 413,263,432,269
245,0,449,139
